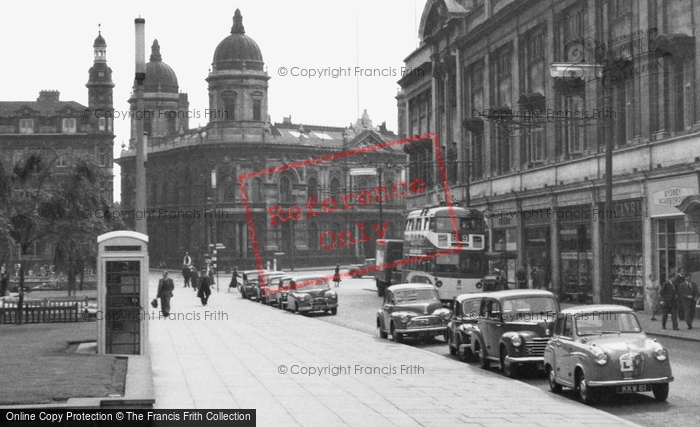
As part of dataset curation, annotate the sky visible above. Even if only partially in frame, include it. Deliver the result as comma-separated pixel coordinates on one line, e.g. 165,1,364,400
0,0,428,202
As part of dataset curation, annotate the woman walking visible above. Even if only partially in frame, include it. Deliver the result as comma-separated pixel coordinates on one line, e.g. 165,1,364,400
333,264,341,287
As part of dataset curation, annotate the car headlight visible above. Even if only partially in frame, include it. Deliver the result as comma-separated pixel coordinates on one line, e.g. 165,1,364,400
594,350,609,366
400,314,410,324
432,308,451,321
301,294,312,301
511,335,522,347
326,291,337,299
654,348,668,361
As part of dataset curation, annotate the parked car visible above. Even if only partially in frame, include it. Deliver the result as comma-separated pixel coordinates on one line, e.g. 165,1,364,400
376,284,452,343
255,271,287,304
273,275,297,310
348,258,375,278
470,289,559,377
447,293,485,362
545,304,673,404
286,275,338,315
266,274,293,307
239,269,270,300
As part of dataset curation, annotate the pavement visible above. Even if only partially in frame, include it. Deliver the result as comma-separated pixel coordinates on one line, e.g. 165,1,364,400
149,271,640,427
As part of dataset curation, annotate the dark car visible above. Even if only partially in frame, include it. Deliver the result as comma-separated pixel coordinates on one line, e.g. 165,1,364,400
255,271,287,304
545,305,673,404
470,289,559,377
239,269,271,300
348,258,375,278
447,293,485,362
286,275,338,315
266,274,293,307
376,284,451,343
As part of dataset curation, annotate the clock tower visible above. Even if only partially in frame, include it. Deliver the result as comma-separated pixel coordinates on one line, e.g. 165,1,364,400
86,26,114,131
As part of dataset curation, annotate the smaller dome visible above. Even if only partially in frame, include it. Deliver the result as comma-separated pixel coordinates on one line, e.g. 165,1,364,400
93,31,106,47
139,40,179,93
212,9,264,71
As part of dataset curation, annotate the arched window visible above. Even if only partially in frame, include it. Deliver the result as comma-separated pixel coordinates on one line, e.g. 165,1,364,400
280,176,292,203
308,222,319,250
307,177,318,200
223,176,236,202
330,177,340,200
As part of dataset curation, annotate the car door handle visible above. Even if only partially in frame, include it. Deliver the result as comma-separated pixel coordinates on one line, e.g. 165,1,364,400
555,342,561,347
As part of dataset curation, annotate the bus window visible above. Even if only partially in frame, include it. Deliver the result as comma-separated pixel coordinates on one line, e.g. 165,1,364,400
429,217,436,231
459,217,484,232
459,256,487,275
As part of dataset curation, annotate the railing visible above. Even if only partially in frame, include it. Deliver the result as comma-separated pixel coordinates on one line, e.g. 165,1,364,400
0,296,91,310
0,304,81,324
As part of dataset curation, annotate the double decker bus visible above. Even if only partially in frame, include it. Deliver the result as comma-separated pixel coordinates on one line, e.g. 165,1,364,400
399,205,490,302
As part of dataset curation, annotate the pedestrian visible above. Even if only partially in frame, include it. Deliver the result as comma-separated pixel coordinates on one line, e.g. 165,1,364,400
333,264,341,287
532,266,545,290
646,273,661,321
677,273,698,330
198,269,212,306
0,262,9,297
660,270,680,330
229,266,241,292
190,266,199,292
156,271,175,318
516,265,527,289
182,264,191,288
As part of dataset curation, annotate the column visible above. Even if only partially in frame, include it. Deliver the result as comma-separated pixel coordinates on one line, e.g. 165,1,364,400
591,197,602,304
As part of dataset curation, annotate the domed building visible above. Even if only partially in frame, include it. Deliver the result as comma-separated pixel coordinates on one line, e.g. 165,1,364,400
117,9,405,270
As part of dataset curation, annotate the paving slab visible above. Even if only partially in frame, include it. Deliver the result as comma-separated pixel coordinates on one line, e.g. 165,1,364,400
148,272,639,427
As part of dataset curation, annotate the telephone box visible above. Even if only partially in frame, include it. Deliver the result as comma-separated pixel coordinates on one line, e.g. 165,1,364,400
97,231,149,355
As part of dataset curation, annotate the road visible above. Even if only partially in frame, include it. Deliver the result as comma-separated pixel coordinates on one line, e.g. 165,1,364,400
276,272,700,427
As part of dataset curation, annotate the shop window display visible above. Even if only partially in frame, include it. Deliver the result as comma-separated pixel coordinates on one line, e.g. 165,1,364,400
560,223,591,302
612,220,643,301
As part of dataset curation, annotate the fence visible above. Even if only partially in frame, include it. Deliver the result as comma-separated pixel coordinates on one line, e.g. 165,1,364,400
0,297,92,324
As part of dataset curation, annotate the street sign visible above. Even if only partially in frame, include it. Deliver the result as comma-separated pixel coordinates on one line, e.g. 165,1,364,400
216,243,225,249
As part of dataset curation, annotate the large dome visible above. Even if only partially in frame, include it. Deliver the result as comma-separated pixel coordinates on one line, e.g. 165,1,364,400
212,9,264,71
140,40,179,93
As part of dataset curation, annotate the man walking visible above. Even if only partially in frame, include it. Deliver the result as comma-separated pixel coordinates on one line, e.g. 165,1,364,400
660,270,680,330
156,271,175,318
677,273,698,330
516,265,527,289
198,269,212,306
182,252,192,288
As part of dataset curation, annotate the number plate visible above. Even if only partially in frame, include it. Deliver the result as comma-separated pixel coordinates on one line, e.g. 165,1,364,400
616,384,649,394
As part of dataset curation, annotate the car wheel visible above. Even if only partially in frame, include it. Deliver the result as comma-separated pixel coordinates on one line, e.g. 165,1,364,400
652,383,669,402
456,336,472,363
547,365,562,394
576,370,596,405
391,323,403,343
476,341,490,369
330,307,337,315
292,302,299,314
448,332,457,356
378,320,388,339
500,346,518,378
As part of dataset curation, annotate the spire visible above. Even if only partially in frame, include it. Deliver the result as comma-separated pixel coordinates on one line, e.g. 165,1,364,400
93,23,106,47
231,8,245,34
150,39,162,61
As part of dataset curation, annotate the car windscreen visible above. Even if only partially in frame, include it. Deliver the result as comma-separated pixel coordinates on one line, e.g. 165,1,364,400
575,312,642,335
395,289,439,304
501,297,558,322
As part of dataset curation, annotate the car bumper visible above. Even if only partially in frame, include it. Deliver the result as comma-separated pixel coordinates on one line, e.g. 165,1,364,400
395,326,446,334
588,376,674,387
298,302,338,312
505,355,544,365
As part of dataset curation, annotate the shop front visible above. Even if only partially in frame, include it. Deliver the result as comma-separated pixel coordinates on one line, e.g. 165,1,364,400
558,205,593,303
648,175,700,287
521,209,552,290
609,199,644,310
489,205,519,285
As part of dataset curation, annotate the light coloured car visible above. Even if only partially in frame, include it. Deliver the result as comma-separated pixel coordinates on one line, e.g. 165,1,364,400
545,305,673,404
376,284,451,343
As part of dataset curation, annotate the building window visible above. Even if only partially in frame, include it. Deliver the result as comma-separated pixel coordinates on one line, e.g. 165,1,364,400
492,46,512,174
308,222,319,250
253,99,261,121
563,95,584,154
98,117,106,131
56,154,67,168
409,90,431,137
62,118,76,134
98,147,110,167
19,118,34,134
222,94,236,121
279,176,292,203
465,63,484,179
223,176,236,202
251,178,264,203
330,177,340,200
307,177,318,200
